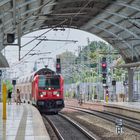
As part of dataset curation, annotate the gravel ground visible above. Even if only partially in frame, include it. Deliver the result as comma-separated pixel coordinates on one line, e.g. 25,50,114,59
61,108,140,140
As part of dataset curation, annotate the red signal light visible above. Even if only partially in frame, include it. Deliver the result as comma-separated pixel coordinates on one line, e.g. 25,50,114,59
56,63,61,73
56,64,60,68
102,63,107,68
101,57,107,81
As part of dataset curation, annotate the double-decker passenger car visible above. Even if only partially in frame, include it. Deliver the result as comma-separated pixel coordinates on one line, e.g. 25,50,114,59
16,68,64,113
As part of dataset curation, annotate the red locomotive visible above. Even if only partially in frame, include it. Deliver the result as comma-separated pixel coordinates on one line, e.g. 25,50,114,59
16,68,64,113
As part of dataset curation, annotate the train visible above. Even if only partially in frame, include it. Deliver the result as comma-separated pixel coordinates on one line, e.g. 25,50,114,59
16,67,64,113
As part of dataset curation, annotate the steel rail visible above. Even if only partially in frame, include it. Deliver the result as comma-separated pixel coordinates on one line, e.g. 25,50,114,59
43,113,97,140
59,113,97,140
66,106,140,133
43,115,64,140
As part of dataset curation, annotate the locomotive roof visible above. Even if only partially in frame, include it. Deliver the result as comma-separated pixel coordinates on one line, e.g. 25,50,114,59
34,68,55,76
17,68,57,83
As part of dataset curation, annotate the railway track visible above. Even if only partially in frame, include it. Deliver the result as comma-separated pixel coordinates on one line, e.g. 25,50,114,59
43,113,97,140
65,106,140,133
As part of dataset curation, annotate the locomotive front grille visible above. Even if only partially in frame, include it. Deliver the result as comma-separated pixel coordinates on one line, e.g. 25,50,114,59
37,101,45,106
56,100,63,105
37,99,64,112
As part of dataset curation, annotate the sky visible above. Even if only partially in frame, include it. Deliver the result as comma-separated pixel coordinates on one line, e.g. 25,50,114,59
3,28,105,78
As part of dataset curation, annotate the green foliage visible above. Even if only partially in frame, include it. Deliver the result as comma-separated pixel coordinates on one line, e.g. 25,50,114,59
5,80,13,92
65,40,126,84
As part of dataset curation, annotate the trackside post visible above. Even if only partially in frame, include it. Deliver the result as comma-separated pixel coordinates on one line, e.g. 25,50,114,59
115,119,123,135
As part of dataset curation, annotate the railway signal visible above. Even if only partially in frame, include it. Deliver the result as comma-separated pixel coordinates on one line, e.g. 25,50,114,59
101,57,107,84
112,80,116,86
56,58,61,73
12,80,16,85
101,57,107,73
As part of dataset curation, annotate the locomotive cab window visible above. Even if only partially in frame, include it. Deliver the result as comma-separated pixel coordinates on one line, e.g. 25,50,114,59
38,76,60,89
38,76,46,88
50,78,60,89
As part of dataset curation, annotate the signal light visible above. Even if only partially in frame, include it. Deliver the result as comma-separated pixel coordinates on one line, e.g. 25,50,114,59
102,79,106,84
102,63,106,68
56,58,61,73
56,58,60,63
101,57,107,72
7,33,15,43
112,80,116,86
101,57,107,84
12,80,16,85
102,73,106,78
106,89,109,96
56,64,60,68
123,81,127,86
101,62,107,72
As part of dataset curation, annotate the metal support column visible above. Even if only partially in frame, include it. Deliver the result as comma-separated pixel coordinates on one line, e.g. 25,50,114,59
17,4,21,61
17,22,21,60
128,68,134,102
13,0,16,29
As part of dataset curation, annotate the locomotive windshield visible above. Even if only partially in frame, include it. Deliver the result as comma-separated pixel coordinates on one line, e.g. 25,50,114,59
38,75,60,89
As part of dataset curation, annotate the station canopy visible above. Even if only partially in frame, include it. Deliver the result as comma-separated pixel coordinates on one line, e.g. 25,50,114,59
0,0,140,67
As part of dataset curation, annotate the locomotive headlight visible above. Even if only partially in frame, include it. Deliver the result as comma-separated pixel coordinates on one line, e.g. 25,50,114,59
53,91,60,96
56,94,60,97
40,94,43,98
39,92,44,97
39,92,46,97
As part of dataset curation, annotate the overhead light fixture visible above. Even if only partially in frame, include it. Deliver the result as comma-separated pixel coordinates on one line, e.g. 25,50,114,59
7,33,15,43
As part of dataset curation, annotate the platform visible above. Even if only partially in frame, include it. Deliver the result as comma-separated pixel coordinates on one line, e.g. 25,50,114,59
65,98,140,110
106,101,140,110
0,103,50,140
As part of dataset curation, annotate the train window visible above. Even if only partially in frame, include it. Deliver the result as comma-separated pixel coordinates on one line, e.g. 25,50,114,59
50,79,60,89
38,76,60,89
38,76,46,89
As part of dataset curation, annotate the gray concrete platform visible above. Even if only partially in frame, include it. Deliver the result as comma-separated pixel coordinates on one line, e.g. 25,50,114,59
106,102,140,110
103,102,140,120
0,103,50,140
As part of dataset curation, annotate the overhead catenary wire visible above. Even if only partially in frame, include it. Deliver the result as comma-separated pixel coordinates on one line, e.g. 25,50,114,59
9,0,93,70
13,19,68,64
20,39,44,60
21,19,68,48
19,0,92,60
